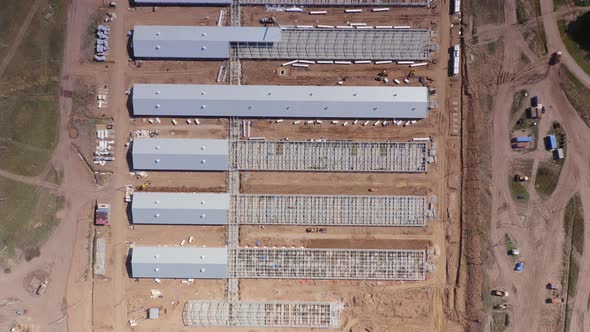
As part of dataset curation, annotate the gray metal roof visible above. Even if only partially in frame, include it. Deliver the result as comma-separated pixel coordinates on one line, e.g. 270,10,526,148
134,0,231,4
132,26,281,59
132,138,229,171
132,192,229,225
132,84,428,119
131,246,228,279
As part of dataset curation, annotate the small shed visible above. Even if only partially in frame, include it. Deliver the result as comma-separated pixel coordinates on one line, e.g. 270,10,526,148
95,204,110,225
148,307,159,319
512,142,528,149
527,107,539,119
513,136,533,143
545,135,557,150
553,148,564,160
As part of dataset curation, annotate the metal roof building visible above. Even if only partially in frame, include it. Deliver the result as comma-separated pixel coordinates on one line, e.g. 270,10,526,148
132,84,429,119
132,192,229,225
134,0,429,6
130,246,228,279
134,0,232,5
132,26,281,59
132,138,229,171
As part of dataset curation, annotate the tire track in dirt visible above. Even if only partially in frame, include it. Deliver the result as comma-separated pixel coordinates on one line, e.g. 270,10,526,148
0,0,42,79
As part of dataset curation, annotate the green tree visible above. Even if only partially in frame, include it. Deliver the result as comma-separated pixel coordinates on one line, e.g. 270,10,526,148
567,11,590,51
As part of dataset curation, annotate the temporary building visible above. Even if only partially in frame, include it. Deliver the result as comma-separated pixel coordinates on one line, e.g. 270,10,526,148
132,192,230,225
130,246,228,279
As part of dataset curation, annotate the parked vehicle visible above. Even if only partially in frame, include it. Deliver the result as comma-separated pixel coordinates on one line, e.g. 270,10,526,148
491,290,509,297
546,298,564,304
549,51,562,65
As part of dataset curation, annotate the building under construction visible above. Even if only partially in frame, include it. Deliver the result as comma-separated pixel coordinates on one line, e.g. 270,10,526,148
131,26,432,61
131,138,430,173
131,192,436,226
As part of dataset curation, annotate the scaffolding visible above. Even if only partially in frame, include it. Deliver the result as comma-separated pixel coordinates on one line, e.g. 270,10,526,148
234,28,431,61
239,0,429,7
232,194,432,226
183,300,341,328
231,140,428,172
230,248,427,280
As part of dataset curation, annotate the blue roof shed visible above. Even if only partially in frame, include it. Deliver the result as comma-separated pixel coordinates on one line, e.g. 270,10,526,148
513,136,533,143
545,135,557,150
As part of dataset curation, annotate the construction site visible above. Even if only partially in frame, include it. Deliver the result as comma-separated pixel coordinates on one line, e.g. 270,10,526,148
53,0,464,330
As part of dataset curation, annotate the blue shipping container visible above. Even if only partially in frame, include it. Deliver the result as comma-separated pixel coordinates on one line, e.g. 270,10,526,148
514,136,533,143
545,135,557,150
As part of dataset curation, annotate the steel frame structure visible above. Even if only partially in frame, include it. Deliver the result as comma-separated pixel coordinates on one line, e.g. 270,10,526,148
231,140,428,172
232,194,432,226
183,300,341,328
230,248,427,280
238,0,429,8
234,28,431,61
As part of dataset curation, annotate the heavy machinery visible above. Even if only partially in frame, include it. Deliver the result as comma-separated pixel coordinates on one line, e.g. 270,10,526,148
494,303,508,310
305,227,327,233
546,298,564,304
259,17,277,26
514,174,529,182
139,181,151,190
374,70,388,81
407,69,416,79
491,290,509,297
549,51,562,65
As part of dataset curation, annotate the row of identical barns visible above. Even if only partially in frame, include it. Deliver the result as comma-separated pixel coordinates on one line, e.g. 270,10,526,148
124,0,437,329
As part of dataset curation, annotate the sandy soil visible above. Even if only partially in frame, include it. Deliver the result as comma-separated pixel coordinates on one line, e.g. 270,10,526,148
463,0,590,330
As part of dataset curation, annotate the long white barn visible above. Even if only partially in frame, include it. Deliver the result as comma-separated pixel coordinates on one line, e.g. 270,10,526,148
132,84,429,119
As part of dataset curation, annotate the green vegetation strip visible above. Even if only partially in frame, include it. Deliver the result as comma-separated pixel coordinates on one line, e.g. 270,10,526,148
509,177,529,202
0,0,66,176
534,161,562,198
492,311,510,332
564,194,585,331
560,66,590,128
511,90,528,114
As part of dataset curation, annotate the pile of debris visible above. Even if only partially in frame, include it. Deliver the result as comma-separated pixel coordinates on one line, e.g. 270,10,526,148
95,126,115,165
95,25,110,62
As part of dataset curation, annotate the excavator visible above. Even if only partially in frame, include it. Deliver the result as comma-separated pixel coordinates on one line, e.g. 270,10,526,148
259,16,278,26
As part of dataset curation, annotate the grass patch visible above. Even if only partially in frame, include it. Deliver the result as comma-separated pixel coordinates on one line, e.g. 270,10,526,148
492,311,510,332
487,41,497,54
565,195,584,256
0,177,63,264
504,234,518,251
0,0,66,176
520,52,531,65
522,20,548,57
534,161,562,198
563,194,584,330
511,90,528,114
464,0,505,27
509,177,529,202
559,19,590,76
559,66,590,128
516,0,542,24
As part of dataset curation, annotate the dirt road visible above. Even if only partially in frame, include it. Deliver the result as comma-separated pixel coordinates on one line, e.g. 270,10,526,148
539,0,590,89
465,0,590,330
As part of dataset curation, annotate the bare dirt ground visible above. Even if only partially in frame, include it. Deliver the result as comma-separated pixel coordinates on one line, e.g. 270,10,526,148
0,0,470,331
463,0,590,330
